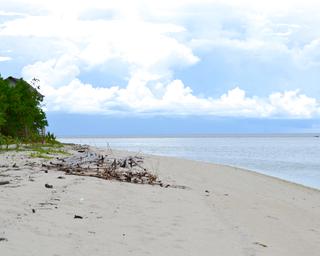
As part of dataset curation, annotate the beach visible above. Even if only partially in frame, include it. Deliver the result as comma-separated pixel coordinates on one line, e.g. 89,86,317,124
0,144,319,256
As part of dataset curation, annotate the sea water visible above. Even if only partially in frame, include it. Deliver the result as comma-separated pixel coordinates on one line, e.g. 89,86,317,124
59,135,320,190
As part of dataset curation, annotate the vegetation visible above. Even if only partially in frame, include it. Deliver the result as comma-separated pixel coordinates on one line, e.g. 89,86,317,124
26,144,70,155
29,145,70,159
0,75,58,148
30,152,54,159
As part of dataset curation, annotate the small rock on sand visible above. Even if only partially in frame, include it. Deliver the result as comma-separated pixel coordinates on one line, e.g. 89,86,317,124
45,183,53,189
0,181,10,186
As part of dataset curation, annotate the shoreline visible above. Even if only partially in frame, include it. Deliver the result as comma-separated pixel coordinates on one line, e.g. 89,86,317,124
0,143,319,255
57,133,320,138
59,136,320,191
98,146,320,193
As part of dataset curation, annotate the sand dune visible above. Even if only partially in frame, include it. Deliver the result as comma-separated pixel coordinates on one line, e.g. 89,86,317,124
0,145,319,255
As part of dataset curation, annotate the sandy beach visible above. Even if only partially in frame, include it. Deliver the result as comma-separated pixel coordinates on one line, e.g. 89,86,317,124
0,144,319,256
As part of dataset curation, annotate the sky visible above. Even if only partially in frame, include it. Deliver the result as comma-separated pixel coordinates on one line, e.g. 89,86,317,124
1,0,320,135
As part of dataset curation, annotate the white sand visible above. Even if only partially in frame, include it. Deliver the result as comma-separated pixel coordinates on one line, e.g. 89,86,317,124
0,145,319,255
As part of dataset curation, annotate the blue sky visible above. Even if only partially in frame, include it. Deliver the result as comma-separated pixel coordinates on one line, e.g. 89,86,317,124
1,0,320,135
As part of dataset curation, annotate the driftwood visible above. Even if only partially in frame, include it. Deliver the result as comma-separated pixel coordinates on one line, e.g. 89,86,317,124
41,145,189,189
44,146,161,186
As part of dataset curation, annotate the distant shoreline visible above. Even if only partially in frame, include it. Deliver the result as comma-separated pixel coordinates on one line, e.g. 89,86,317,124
57,133,320,138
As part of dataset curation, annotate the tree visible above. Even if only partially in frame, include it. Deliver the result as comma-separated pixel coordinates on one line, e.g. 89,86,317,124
0,77,48,141
0,76,9,129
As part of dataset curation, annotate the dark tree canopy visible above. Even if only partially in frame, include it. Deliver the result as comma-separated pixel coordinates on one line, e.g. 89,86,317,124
0,76,48,141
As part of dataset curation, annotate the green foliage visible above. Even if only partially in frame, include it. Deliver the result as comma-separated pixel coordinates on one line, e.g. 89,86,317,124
0,76,8,128
26,142,63,149
45,132,57,144
0,135,66,155
28,145,69,155
0,134,6,146
30,152,53,159
0,134,21,150
27,144,69,158
0,76,49,143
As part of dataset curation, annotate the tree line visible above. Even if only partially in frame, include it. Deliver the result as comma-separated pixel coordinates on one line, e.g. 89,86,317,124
0,76,48,143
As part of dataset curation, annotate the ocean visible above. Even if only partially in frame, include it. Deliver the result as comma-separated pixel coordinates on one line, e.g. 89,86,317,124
59,135,320,190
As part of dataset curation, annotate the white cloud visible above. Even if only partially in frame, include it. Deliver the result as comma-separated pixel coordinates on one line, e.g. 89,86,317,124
2,0,320,118
43,79,120,113
22,56,80,88
294,39,320,68
22,58,320,118
3,14,198,77
0,56,11,62
269,90,318,117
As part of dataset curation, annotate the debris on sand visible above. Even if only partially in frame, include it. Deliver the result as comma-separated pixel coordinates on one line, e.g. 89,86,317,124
44,145,162,186
45,183,53,189
253,242,268,248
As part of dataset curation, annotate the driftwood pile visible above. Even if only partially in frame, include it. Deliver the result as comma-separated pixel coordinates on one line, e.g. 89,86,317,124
44,145,162,186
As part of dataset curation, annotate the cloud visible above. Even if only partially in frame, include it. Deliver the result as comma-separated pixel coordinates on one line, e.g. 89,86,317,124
0,56,11,62
22,58,320,118
2,0,320,119
2,14,198,76
22,56,80,88
42,79,120,113
269,90,318,117
294,39,320,68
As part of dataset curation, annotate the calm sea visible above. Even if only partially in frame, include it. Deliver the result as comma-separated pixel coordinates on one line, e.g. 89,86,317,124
59,135,320,190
